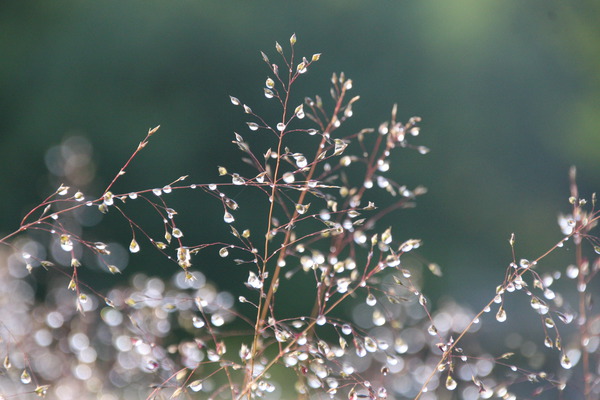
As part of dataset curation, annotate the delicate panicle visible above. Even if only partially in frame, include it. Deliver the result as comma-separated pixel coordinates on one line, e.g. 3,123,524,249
3,33,593,400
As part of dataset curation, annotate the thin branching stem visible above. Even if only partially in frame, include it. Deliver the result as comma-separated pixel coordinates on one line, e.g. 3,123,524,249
413,211,600,400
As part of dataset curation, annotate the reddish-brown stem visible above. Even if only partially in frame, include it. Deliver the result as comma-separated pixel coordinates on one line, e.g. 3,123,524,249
245,62,349,393
246,46,297,389
259,86,348,323
238,247,378,400
104,126,159,194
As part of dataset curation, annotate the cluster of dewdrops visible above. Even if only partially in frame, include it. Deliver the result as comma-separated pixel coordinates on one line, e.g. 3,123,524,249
339,263,501,400
1,238,239,400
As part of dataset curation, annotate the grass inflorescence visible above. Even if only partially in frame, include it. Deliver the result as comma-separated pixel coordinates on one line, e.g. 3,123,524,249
0,35,599,400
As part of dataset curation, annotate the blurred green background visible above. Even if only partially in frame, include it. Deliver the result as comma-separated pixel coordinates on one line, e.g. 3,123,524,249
1,1,599,308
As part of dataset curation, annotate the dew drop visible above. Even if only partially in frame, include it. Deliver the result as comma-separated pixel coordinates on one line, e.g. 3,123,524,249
295,203,310,215
366,293,377,306
560,354,572,369
316,315,326,326
295,104,305,119
283,172,295,183
170,229,182,239
60,235,74,252
189,380,203,392
192,316,205,328
247,271,262,289
445,375,457,390
294,155,307,168
232,174,245,185
355,343,367,358
255,172,267,183
20,369,31,384
211,314,225,327
103,191,114,206
152,188,162,196
341,324,352,335
557,312,573,324
496,307,507,322
129,239,140,253
57,185,69,196
364,336,377,352
219,247,229,257
224,212,235,223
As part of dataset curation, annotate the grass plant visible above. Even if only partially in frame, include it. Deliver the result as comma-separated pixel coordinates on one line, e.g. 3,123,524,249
1,35,599,400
